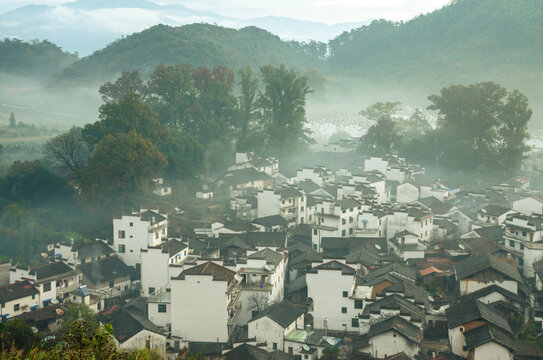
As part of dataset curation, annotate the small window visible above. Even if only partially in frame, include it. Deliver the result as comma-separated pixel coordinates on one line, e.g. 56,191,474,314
32,294,35,300
109,280,114,288
130,222,133,227
349,217,353,223
14,304,20,311
349,228,353,235
509,240,515,247
522,231,527,237
342,219,346,225
118,230,125,239
341,307,347,314
519,258,524,266
149,287,155,295
342,291,348,297
393,333,397,338
351,318,359,327
43,282,51,292
273,343,278,350
158,304,167,313
354,300,363,309
520,244,525,250
118,244,126,253
342,230,346,236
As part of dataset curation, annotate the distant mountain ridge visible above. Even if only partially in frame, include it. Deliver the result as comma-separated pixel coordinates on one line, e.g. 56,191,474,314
0,0,370,56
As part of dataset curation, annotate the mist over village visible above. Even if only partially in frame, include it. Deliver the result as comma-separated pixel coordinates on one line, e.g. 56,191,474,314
1,0,543,359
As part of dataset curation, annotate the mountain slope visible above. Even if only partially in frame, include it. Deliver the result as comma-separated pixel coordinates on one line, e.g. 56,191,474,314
56,24,316,83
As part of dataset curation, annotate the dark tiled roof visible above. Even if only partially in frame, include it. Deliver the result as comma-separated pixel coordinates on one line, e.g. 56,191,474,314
464,324,516,351
248,248,284,266
223,219,258,232
367,315,422,343
308,260,356,275
249,158,272,168
224,344,294,360
29,261,74,280
160,239,187,257
250,300,304,328
472,226,504,242
78,256,131,284
276,187,303,199
140,209,166,224
445,299,512,332
178,261,236,283
358,262,417,284
479,204,513,217
100,306,162,344
0,280,39,303
458,284,523,304
221,236,249,250
73,240,114,259
362,294,424,321
336,198,361,210
455,254,522,283
14,304,63,324
221,168,272,186
295,180,320,194
252,215,288,228
460,237,500,255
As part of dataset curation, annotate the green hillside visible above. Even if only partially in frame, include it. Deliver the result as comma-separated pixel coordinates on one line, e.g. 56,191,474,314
57,23,317,83
0,39,78,78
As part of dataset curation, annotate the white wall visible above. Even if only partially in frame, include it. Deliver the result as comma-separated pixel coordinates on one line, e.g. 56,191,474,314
397,183,419,204
513,198,543,216
170,275,229,342
141,248,170,296
473,341,513,360
249,316,287,352
119,329,166,359
148,301,171,327
362,330,418,359
459,279,518,296
2,294,40,319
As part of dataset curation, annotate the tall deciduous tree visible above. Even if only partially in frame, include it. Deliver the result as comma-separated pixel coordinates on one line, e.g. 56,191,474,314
258,64,313,157
359,116,398,155
78,132,167,209
43,127,88,172
237,66,259,149
98,70,146,103
359,102,401,121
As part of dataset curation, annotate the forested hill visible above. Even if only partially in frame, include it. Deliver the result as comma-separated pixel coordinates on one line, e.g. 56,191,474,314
0,39,78,78
57,24,319,83
327,0,543,80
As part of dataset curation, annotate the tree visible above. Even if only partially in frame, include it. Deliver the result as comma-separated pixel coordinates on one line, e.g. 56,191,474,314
400,108,431,141
236,66,259,148
159,130,203,178
8,112,16,128
359,116,398,155
427,82,531,174
258,64,313,157
328,130,350,144
61,303,98,334
99,70,146,103
43,127,88,172
82,93,165,148
0,319,43,353
359,102,401,121
247,293,274,313
78,132,167,209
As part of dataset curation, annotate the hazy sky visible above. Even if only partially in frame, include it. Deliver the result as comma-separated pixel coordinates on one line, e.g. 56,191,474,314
1,0,450,23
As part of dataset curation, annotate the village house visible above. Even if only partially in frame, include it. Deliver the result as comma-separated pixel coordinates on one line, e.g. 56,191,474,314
476,204,516,225
503,213,543,278
140,239,187,296
311,198,362,251
223,343,294,360
218,168,273,198
513,196,543,216
454,254,522,295
100,306,166,357
0,280,40,319
113,209,168,267
445,299,513,358
78,255,132,298
170,261,238,344
251,215,290,232
54,239,114,265
297,167,334,187
387,230,427,260
386,206,434,242
247,300,305,353
230,195,258,221
10,261,80,306
359,315,423,359
258,187,307,225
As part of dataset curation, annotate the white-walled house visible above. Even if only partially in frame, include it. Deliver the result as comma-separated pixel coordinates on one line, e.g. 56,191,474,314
170,261,238,343
297,167,334,187
311,198,362,251
100,306,166,358
306,261,359,332
0,280,40,319
446,299,513,358
387,231,427,260
113,209,168,267
78,256,132,298
10,261,80,307
55,240,115,266
503,213,543,278
454,254,522,295
476,205,516,225
386,206,434,242
397,182,420,203
258,187,307,225
463,325,515,360
359,316,422,359
141,239,188,296
248,300,305,352
513,196,543,216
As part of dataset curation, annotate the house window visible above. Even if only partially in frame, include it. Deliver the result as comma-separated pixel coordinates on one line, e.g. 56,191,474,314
349,228,353,235
342,209,346,214
349,217,353,223
32,294,35,300
43,282,51,292
342,230,346,236
149,287,155,294
118,230,125,239
342,291,348,297
14,304,20,311
354,300,363,309
130,222,133,227
158,304,167,313
273,343,278,350
519,258,524,266
118,244,126,253
509,240,515,247
351,318,359,327
109,280,114,288
520,244,524,250
342,219,346,225
522,231,527,237
341,307,347,314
